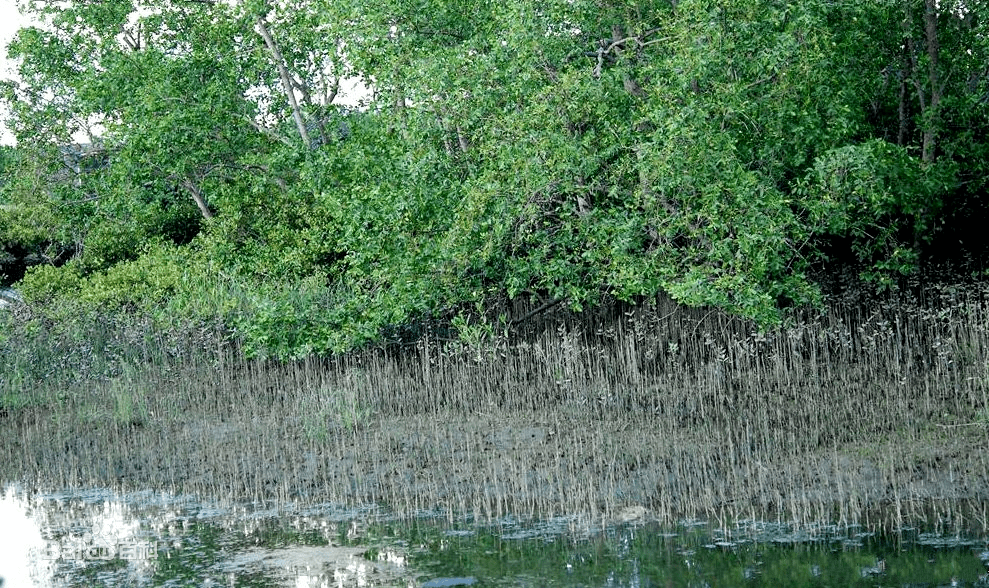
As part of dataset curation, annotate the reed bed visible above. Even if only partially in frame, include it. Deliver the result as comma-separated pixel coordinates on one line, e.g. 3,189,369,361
2,279,989,533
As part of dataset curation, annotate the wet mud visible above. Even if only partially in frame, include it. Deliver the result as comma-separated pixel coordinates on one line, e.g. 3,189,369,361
4,405,988,532
5,287,989,531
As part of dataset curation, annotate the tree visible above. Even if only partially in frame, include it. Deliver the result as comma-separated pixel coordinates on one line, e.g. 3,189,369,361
3,0,987,357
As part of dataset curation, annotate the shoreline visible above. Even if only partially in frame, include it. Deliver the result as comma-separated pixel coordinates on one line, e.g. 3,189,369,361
4,285,989,532
4,406,988,533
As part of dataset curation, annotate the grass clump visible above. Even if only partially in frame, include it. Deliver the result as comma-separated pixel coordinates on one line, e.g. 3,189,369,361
298,380,376,441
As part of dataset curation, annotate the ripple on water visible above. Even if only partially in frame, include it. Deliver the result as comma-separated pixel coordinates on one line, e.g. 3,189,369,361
3,485,988,587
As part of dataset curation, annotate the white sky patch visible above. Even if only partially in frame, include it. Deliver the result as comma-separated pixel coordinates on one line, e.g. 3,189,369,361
0,3,29,145
0,486,54,588
546,22,582,37
0,486,159,588
0,2,373,146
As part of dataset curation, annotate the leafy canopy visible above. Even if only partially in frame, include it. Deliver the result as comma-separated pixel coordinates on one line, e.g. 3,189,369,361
2,0,987,356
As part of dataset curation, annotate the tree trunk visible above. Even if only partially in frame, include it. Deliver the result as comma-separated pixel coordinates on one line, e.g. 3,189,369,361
897,41,910,147
921,0,941,164
182,179,213,219
256,18,312,148
901,0,943,252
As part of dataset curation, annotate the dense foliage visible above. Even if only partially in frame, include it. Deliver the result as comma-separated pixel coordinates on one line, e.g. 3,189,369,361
1,0,987,357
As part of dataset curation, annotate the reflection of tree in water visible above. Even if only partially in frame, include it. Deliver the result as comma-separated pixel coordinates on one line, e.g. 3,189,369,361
0,487,157,587
3,486,988,587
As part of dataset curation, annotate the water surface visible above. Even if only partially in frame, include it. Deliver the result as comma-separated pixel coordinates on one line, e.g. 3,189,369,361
3,485,988,587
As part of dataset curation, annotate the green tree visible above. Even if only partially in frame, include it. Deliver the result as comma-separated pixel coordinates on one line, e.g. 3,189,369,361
2,0,987,356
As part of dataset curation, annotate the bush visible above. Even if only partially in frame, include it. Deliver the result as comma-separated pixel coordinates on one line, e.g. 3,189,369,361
19,262,84,306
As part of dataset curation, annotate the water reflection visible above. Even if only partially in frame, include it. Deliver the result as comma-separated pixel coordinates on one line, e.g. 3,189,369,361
0,485,413,587
0,487,51,588
2,484,989,587
0,486,165,588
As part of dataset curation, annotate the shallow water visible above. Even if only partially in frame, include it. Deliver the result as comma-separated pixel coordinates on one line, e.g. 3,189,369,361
2,485,988,587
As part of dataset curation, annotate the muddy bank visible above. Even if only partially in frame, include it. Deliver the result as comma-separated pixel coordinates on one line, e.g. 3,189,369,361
4,285,989,530
4,404,988,531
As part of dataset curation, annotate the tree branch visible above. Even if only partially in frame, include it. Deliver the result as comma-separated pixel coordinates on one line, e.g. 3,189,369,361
243,114,295,147
256,17,312,148
181,178,213,219
592,27,667,79
510,297,564,326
